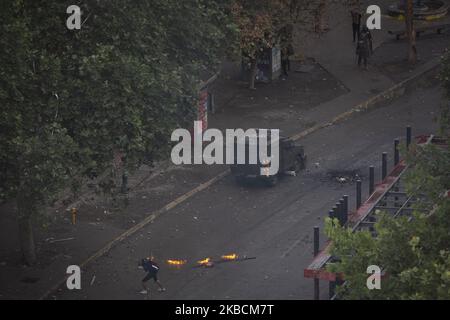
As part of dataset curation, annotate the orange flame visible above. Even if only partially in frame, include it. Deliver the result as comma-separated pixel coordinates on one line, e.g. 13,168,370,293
197,258,211,265
221,254,238,260
167,259,187,266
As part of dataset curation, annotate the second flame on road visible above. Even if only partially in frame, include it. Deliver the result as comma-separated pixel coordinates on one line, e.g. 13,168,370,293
167,259,187,266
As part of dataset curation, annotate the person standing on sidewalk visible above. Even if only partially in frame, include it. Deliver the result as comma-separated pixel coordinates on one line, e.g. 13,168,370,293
351,8,362,43
280,24,294,79
281,46,290,79
356,26,372,70
287,43,294,72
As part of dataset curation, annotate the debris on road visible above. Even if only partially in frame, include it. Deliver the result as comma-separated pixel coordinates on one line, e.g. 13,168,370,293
285,170,297,177
46,237,75,244
90,275,96,286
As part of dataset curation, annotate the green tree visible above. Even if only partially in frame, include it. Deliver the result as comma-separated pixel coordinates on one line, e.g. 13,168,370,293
231,0,340,89
0,0,235,265
231,0,277,89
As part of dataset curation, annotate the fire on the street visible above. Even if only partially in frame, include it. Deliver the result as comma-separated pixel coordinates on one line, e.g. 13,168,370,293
166,253,252,268
197,257,211,265
197,257,214,267
221,254,238,261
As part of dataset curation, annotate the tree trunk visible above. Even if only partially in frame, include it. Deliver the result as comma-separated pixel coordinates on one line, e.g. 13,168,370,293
315,0,328,36
17,194,37,266
406,0,417,64
249,59,257,90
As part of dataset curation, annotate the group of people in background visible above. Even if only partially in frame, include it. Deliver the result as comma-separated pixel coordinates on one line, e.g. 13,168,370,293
278,7,373,80
351,8,373,70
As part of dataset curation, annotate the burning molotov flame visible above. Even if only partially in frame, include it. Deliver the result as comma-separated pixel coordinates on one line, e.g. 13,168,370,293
221,253,238,261
167,259,187,266
197,258,211,265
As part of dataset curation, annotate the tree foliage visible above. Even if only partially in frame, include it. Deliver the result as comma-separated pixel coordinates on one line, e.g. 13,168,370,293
0,0,235,264
231,0,327,60
230,0,346,88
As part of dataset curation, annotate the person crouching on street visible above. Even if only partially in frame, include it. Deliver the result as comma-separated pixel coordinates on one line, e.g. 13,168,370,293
140,256,166,295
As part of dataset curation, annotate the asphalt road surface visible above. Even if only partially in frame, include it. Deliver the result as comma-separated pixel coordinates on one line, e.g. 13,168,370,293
55,84,443,300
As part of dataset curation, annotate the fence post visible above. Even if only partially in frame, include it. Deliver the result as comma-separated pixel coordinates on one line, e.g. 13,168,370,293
382,152,387,180
356,179,362,209
313,226,320,300
343,195,349,225
369,166,375,195
329,280,336,299
336,202,342,226
339,198,345,226
394,139,400,165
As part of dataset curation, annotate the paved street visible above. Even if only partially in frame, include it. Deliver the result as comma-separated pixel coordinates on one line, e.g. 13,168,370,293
54,82,443,300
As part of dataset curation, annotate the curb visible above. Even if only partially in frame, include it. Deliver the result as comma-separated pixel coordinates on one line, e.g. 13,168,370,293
39,57,442,300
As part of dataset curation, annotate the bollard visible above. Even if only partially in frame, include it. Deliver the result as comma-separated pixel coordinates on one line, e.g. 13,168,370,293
339,199,345,226
343,195,349,225
406,126,412,150
314,226,319,256
394,139,400,165
121,172,128,194
369,166,375,195
382,153,387,180
336,202,342,225
356,179,362,209
314,278,320,300
329,281,336,299
313,226,320,300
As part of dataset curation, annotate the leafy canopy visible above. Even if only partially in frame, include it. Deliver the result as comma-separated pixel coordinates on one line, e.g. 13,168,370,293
0,0,235,209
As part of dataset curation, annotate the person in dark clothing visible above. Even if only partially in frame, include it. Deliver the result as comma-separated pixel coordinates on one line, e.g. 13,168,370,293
287,43,294,71
140,256,166,295
351,9,362,42
281,46,289,79
279,24,294,73
366,27,374,55
356,26,372,70
360,26,373,55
